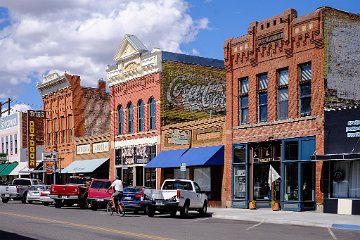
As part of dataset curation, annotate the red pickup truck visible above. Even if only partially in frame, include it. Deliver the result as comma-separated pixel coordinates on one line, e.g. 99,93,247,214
87,178,113,210
49,176,90,209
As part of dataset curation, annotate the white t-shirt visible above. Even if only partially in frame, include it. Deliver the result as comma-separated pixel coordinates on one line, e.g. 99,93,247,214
111,179,123,192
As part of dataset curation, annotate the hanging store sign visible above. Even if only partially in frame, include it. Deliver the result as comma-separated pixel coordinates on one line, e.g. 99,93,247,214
325,107,360,154
27,110,44,168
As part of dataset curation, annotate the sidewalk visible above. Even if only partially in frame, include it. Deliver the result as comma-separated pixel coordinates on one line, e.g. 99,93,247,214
209,207,360,230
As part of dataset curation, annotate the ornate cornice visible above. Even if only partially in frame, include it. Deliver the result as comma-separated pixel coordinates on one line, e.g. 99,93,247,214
106,51,162,87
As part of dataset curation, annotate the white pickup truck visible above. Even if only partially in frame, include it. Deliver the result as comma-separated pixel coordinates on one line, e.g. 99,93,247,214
0,178,43,203
142,179,208,218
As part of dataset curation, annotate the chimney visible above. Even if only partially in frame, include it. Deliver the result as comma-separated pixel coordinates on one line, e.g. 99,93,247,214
98,79,106,95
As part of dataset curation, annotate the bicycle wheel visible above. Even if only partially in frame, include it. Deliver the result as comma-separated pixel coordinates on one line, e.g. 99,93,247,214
119,202,125,217
106,201,114,216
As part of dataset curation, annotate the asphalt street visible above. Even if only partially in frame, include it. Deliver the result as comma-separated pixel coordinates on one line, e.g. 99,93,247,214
0,201,359,240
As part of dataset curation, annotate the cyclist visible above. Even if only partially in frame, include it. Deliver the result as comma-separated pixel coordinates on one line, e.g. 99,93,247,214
108,176,124,214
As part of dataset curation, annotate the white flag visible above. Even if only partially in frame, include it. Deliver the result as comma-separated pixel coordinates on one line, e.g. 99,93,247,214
268,165,280,189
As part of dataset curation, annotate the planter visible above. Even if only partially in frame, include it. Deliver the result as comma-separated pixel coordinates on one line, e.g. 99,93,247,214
249,202,256,210
271,201,280,211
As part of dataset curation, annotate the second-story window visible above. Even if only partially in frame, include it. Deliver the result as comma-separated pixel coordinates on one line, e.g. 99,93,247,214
149,97,156,130
6,136,8,154
138,100,144,132
10,135,13,155
117,105,123,135
14,134,17,154
278,68,289,120
128,102,134,134
239,78,249,124
299,63,312,116
258,73,268,122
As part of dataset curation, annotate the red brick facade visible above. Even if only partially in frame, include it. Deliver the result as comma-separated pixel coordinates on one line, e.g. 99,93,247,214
224,7,360,209
38,73,110,169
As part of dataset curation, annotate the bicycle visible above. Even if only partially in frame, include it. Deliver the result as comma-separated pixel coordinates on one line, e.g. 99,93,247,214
106,196,125,217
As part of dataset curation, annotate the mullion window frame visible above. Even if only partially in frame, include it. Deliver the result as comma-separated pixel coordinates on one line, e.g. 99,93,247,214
239,77,249,125
299,63,312,117
277,68,289,120
257,73,268,122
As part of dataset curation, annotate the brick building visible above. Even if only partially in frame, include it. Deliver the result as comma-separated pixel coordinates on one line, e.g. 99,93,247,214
37,72,110,183
224,7,360,213
106,35,225,191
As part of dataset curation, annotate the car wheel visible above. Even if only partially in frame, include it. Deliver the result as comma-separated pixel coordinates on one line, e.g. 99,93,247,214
170,209,177,217
180,202,189,218
199,201,207,217
147,207,155,217
1,198,9,203
90,201,98,211
55,200,62,208
143,205,149,215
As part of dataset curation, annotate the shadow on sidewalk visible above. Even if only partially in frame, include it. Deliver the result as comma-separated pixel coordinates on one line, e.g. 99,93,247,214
0,230,38,240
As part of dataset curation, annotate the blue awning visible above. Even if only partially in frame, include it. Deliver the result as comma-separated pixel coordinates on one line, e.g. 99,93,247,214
145,149,188,168
180,145,224,166
62,158,109,173
145,145,224,168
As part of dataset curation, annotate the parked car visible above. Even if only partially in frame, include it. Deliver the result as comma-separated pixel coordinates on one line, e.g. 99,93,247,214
122,186,149,214
39,186,53,206
141,179,208,218
0,178,44,203
50,176,90,208
87,179,113,210
26,185,49,204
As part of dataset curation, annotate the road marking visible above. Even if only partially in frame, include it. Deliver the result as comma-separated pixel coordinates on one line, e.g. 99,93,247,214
327,227,337,240
0,211,175,240
246,220,264,231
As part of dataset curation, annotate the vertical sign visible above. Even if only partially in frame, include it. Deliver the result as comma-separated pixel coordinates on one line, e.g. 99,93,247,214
28,110,45,168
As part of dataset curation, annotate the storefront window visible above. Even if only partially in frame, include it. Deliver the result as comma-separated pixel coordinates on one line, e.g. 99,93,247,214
174,168,189,179
285,163,298,201
254,162,280,200
145,168,156,188
332,160,360,198
194,167,211,192
301,162,314,201
234,165,246,199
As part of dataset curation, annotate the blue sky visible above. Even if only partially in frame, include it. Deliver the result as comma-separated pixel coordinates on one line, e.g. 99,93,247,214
0,0,359,113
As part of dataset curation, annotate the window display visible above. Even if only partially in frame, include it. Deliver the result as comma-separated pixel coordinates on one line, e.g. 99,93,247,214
234,165,246,199
284,163,298,201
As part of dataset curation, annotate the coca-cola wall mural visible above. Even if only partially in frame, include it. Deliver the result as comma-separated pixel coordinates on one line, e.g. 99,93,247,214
162,62,226,125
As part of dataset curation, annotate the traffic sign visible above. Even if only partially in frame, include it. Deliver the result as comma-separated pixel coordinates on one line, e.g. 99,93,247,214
180,162,186,172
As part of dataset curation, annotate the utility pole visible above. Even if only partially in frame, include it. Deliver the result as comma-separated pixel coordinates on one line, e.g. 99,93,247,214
0,98,11,117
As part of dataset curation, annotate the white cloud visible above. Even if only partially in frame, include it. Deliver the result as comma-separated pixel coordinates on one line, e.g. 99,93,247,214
9,104,31,113
0,0,209,97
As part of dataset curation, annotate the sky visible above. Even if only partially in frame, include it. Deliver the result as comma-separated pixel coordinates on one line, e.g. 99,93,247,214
0,0,359,114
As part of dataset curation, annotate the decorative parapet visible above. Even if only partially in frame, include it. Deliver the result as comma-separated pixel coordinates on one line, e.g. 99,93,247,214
37,72,71,97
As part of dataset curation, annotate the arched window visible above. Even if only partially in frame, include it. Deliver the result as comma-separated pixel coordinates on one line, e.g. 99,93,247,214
117,105,123,135
138,100,144,132
149,97,156,130
127,102,134,134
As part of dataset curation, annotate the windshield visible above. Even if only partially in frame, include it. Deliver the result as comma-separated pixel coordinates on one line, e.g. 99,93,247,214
90,180,111,189
162,181,192,190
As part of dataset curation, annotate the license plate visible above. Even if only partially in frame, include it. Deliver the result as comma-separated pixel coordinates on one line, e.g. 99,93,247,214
62,196,68,199
4,194,10,198
97,199,104,202
124,197,132,200
156,200,164,206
